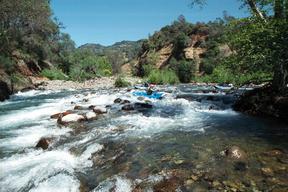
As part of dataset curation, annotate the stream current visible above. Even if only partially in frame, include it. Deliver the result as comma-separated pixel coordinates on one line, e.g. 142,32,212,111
0,85,287,192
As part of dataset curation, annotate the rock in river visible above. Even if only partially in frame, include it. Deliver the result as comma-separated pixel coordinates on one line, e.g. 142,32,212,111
93,106,107,114
85,111,97,120
224,146,247,161
58,114,85,125
50,111,73,119
122,104,135,111
114,98,122,103
35,137,52,150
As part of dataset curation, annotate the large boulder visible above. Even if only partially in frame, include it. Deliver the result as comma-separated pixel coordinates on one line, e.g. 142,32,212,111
233,85,288,121
58,114,85,125
93,106,107,114
0,81,10,101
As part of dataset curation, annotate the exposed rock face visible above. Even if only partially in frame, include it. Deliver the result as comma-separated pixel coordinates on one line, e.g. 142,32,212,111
155,44,173,69
184,34,208,75
233,85,288,121
0,51,48,102
0,81,10,101
134,34,209,76
0,70,12,101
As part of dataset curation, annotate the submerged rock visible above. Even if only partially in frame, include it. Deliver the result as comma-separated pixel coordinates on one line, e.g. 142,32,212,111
74,105,85,110
134,102,153,109
122,104,135,111
234,161,247,171
153,177,181,192
263,149,284,157
224,146,247,161
261,167,274,176
35,137,52,150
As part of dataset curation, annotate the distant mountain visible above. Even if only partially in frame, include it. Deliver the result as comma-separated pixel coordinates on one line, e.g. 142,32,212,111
79,40,144,61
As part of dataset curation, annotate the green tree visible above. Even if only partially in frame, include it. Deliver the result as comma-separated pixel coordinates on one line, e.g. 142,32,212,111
191,0,288,92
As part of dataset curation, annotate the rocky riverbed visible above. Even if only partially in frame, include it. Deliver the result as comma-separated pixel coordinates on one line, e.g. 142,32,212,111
0,84,287,192
31,76,142,91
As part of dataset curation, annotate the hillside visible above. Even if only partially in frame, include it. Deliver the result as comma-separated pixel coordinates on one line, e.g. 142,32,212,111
79,40,144,64
133,17,232,83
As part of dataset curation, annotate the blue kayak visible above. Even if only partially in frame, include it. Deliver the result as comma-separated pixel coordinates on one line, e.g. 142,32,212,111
132,91,165,99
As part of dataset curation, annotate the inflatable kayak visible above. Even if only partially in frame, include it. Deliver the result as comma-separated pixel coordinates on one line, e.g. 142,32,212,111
132,91,165,99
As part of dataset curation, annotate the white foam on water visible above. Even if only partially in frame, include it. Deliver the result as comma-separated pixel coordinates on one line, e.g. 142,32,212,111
13,90,55,98
0,123,71,150
0,150,77,192
115,177,133,192
0,141,104,192
76,142,103,168
115,114,175,136
92,176,132,192
87,94,117,106
111,99,207,137
29,173,80,192
0,96,75,129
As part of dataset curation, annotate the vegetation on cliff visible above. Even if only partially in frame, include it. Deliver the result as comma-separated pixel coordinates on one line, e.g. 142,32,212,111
134,15,233,84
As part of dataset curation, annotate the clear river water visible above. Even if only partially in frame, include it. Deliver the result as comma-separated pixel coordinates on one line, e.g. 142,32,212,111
0,85,287,192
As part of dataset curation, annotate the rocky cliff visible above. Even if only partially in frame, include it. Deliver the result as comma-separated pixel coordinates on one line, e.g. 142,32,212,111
134,34,210,76
132,20,231,78
0,51,53,101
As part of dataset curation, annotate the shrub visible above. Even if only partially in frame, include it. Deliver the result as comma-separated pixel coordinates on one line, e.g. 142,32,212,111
147,69,179,84
114,76,131,87
0,55,16,73
68,49,112,81
176,60,195,83
41,68,68,80
196,65,272,86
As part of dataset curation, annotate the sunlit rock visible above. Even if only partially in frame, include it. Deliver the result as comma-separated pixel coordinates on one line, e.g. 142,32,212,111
93,106,107,114
50,111,73,119
58,114,85,125
85,111,97,120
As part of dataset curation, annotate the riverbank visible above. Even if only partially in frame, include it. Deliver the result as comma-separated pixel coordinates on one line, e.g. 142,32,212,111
233,84,288,122
31,76,142,91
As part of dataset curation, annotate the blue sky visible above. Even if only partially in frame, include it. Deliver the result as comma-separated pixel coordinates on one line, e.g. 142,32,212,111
51,0,249,46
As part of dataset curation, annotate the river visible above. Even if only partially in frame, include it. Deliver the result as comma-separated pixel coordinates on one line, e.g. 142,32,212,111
0,85,287,192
